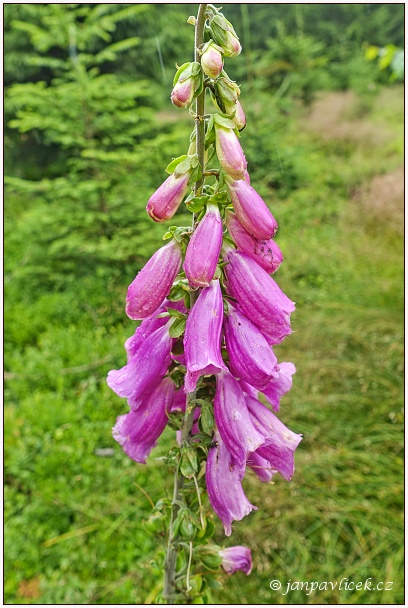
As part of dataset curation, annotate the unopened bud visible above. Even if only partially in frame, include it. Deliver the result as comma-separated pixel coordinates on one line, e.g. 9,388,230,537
201,41,224,79
208,13,241,58
171,62,202,109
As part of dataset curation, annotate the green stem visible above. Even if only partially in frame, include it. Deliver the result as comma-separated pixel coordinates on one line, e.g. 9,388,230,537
163,4,207,603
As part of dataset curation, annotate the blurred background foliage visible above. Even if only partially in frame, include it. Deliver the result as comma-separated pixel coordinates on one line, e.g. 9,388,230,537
4,3,404,605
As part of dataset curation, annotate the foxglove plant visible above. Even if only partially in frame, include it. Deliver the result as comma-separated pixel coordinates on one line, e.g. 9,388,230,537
107,4,301,603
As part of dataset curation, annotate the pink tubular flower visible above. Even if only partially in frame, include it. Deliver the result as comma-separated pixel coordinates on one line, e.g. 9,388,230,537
261,362,296,412
146,172,190,222
225,210,283,273
214,369,265,474
126,239,182,320
183,280,227,393
201,41,224,79
226,179,278,240
247,451,275,483
206,432,257,536
112,377,175,463
183,203,223,288
224,303,278,390
219,546,253,575
223,246,295,345
125,299,187,359
107,321,173,410
246,395,302,481
215,125,247,180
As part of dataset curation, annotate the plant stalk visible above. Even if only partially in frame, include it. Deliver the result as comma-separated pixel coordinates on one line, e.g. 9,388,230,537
163,4,207,603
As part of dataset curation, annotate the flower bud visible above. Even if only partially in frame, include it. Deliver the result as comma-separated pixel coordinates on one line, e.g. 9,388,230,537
183,203,223,288
171,62,202,108
126,239,182,320
209,13,241,58
225,210,283,273
215,125,247,180
146,172,190,222
201,41,224,79
226,179,278,240
219,546,253,575
232,100,246,131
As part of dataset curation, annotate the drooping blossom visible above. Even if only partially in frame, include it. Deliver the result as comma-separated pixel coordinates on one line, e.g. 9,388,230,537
223,303,278,390
126,239,182,320
107,320,173,410
215,125,247,180
201,41,224,79
219,546,253,575
146,172,190,222
246,451,275,483
125,299,186,359
206,432,257,536
225,210,283,273
226,179,278,240
183,203,223,288
223,246,295,344
246,395,302,481
261,362,296,412
112,377,175,463
183,280,227,393
214,369,265,474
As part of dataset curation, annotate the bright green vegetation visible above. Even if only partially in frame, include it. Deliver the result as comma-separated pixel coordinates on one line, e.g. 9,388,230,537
4,4,403,605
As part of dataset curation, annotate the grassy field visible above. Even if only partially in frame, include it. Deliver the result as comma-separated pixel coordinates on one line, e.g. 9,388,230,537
4,86,404,604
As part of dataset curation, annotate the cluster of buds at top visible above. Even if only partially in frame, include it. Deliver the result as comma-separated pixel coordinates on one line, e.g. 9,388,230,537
107,3,300,582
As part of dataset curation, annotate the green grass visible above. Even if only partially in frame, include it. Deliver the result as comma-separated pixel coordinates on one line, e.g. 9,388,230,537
4,86,403,604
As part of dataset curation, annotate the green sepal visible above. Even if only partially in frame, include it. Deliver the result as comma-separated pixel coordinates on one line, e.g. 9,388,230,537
210,88,225,114
213,112,236,130
188,163,202,187
199,402,214,435
173,62,190,85
165,154,188,175
169,316,187,339
180,446,199,478
168,279,191,301
199,552,223,571
170,369,186,389
208,190,229,205
205,115,215,147
174,155,194,177
191,61,202,76
185,195,209,213
166,307,186,319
